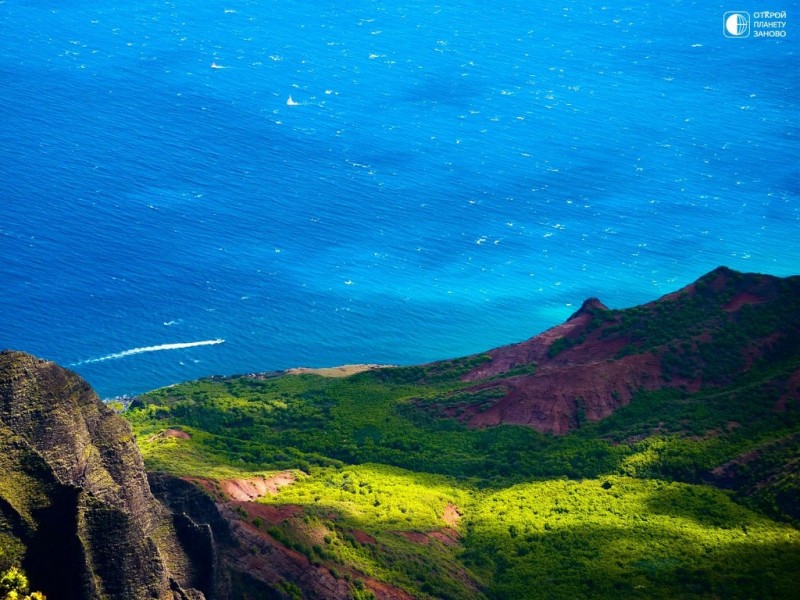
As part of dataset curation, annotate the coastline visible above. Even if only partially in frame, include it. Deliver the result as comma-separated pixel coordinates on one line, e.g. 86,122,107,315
283,363,394,378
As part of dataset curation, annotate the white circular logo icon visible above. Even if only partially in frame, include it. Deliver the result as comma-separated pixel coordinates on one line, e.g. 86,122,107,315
723,12,750,37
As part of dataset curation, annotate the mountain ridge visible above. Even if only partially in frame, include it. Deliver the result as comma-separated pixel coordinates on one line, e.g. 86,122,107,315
422,266,800,432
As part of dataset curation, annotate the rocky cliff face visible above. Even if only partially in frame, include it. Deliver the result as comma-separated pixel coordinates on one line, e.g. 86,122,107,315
0,351,359,600
149,473,384,600
0,351,206,600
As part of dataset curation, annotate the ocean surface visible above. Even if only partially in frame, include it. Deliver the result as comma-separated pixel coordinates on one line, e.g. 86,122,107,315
1,0,798,398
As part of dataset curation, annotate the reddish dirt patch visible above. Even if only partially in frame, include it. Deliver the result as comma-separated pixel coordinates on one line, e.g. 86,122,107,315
465,352,667,433
723,291,763,312
181,477,419,600
221,471,296,501
444,296,679,434
395,527,460,547
656,282,696,303
181,476,227,500
163,428,190,439
442,503,462,527
395,531,430,545
363,577,416,600
461,309,599,382
147,428,191,442
238,501,303,525
429,528,461,546
352,530,377,545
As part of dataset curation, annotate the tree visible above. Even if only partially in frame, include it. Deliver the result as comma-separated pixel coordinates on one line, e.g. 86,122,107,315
0,567,45,600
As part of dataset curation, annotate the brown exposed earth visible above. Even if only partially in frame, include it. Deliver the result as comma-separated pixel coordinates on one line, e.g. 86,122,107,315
723,291,763,312
352,529,377,545
284,363,394,377
426,267,793,434
395,531,429,545
147,427,191,442
224,499,415,600
430,528,461,546
220,471,296,501
437,297,672,433
164,428,191,439
442,503,462,527
395,528,460,547
239,501,303,525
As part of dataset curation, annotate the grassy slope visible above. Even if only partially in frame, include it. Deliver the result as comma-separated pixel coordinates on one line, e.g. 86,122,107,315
126,358,800,598
124,269,800,598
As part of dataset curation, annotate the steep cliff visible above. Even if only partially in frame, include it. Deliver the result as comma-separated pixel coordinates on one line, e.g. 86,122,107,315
0,351,206,600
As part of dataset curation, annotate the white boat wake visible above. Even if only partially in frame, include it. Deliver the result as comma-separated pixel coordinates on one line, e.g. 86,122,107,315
71,339,225,366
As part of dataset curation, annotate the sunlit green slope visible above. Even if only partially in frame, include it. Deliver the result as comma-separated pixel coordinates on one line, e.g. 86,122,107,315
126,268,800,598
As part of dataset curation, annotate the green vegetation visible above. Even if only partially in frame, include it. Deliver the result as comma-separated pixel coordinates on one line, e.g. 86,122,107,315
466,477,800,599
0,567,45,600
599,269,800,384
126,370,631,483
126,365,800,598
124,270,800,598
259,464,474,597
548,335,584,358
127,355,800,488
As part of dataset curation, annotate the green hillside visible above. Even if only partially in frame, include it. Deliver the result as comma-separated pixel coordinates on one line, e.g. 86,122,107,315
125,268,800,598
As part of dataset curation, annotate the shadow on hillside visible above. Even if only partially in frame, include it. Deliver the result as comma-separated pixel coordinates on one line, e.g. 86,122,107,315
466,519,800,599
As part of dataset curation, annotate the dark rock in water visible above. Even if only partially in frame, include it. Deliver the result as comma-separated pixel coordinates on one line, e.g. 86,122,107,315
0,351,205,600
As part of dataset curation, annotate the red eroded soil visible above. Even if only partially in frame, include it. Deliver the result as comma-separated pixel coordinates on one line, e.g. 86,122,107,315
238,501,303,524
230,506,414,600
461,307,601,382
395,531,429,545
221,471,296,501
163,428,191,439
430,528,460,546
723,291,764,312
442,503,462,527
181,476,416,600
363,578,416,600
463,353,665,433
352,530,377,545
436,284,763,432
182,476,222,498
395,527,460,547
147,428,191,443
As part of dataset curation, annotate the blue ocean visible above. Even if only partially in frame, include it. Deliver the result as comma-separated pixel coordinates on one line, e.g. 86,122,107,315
1,0,798,398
